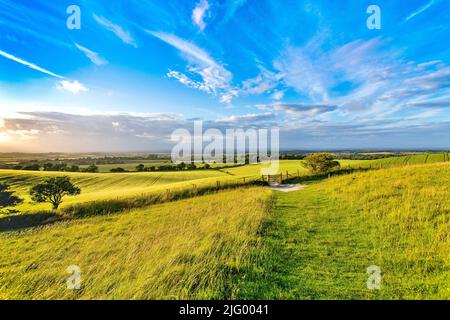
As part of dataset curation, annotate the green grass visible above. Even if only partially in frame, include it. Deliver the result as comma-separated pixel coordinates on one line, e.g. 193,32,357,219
0,187,273,299
0,162,448,299
238,162,450,299
355,152,450,168
80,160,171,172
0,169,229,213
1,155,448,215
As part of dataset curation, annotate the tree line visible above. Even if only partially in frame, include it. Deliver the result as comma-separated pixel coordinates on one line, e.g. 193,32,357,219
12,163,99,173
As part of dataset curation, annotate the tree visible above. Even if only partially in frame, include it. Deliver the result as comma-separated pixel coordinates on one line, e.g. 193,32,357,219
82,165,98,173
68,165,80,172
136,164,145,172
0,183,22,213
30,177,81,210
303,153,340,174
23,164,41,171
43,163,54,171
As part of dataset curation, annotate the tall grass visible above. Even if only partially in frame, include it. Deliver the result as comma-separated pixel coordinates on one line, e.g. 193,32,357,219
318,163,450,298
0,187,274,299
62,179,258,218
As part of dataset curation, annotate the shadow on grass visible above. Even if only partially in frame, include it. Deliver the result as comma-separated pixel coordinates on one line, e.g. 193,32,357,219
0,211,63,232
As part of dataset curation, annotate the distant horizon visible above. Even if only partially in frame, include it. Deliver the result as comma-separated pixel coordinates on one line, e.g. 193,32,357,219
1,148,449,156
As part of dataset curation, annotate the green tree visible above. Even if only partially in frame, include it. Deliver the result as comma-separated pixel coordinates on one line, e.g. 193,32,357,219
303,153,340,174
30,177,81,210
82,165,98,173
23,164,41,171
136,164,145,172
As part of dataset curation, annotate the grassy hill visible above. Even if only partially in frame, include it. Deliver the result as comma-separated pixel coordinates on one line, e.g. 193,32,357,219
0,162,448,299
240,162,450,299
0,169,229,213
1,155,448,215
0,187,273,299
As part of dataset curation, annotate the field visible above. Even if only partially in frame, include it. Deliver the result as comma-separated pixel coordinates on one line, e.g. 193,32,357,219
240,163,449,299
0,187,273,299
0,155,448,214
0,154,449,299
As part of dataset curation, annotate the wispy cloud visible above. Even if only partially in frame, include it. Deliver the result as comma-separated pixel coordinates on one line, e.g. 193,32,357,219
257,103,337,118
216,112,275,125
192,0,210,31
0,49,63,78
93,14,137,47
74,43,108,66
147,31,237,103
223,0,247,23
404,0,436,22
0,49,89,95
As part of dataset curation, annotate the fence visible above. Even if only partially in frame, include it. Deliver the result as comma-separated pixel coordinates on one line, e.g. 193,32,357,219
261,170,301,185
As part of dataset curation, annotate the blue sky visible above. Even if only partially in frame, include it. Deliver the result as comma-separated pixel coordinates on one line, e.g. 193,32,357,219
0,0,449,152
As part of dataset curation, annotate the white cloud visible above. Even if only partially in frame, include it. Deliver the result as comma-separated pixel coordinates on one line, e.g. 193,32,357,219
271,91,285,100
0,49,63,78
93,15,137,47
58,80,89,94
74,43,108,66
217,112,274,124
0,49,89,94
192,0,210,31
257,103,337,119
148,31,236,103
241,67,279,95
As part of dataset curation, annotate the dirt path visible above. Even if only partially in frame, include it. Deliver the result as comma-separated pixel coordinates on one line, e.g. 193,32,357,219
270,184,306,192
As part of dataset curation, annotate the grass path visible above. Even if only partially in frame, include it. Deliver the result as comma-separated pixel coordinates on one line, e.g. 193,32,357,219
240,163,450,299
239,186,379,299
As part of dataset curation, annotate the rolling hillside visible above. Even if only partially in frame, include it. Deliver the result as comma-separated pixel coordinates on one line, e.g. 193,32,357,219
0,187,273,299
1,162,448,299
241,162,450,299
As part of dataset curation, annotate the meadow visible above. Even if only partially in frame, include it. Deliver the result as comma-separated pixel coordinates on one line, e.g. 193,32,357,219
0,187,273,299
0,154,449,299
0,154,448,215
239,163,449,299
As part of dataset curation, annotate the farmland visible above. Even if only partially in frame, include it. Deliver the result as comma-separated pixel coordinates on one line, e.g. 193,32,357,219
0,154,449,299
0,154,449,214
